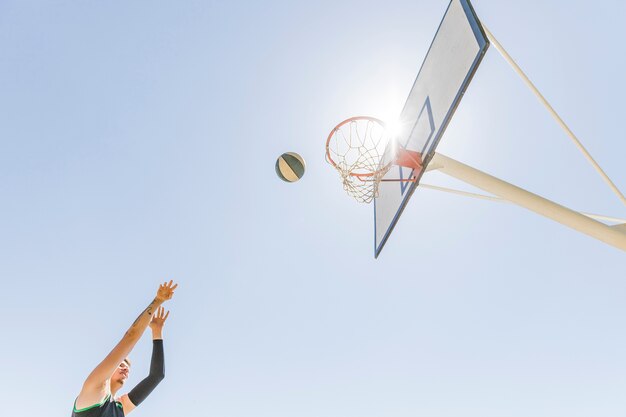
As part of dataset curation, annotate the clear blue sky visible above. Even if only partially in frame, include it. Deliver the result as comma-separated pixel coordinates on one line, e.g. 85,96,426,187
1,1,625,416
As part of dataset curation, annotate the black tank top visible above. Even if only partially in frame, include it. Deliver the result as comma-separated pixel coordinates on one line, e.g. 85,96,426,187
72,394,124,417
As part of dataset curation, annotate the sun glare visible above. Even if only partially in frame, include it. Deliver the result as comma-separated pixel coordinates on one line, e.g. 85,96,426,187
385,119,402,139
384,119,403,155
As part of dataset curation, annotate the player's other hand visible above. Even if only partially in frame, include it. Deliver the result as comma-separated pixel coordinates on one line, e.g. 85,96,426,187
149,306,170,332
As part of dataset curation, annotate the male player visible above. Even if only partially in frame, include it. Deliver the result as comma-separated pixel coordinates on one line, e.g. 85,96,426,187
71,280,178,416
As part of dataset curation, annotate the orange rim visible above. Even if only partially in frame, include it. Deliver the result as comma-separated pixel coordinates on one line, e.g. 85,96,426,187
325,116,394,178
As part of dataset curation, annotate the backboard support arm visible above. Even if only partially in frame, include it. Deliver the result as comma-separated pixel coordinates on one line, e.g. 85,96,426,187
419,183,626,224
482,24,626,208
430,153,626,251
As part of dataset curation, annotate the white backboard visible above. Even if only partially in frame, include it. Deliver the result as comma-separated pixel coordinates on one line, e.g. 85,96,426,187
374,0,489,257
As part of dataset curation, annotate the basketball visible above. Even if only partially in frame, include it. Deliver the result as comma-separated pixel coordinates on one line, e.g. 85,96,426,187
275,152,306,182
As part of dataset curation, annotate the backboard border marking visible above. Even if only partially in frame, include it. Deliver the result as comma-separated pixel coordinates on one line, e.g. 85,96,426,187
374,0,490,258
399,96,435,195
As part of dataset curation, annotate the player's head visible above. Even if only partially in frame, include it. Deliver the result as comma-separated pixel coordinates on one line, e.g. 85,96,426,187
110,359,131,391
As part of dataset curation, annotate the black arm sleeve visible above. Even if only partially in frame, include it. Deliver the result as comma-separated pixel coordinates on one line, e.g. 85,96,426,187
127,339,165,406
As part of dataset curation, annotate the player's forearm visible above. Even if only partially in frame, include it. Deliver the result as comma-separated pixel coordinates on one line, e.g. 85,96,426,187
127,339,165,406
126,298,163,339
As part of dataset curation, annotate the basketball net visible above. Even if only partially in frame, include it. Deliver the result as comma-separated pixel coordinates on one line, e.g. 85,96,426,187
326,116,422,203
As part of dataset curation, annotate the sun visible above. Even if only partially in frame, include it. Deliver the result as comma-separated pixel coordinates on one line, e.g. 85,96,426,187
383,118,404,157
385,119,402,139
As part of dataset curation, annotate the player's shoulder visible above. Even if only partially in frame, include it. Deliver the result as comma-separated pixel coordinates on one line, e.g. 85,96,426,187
117,394,137,415
73,392,111,416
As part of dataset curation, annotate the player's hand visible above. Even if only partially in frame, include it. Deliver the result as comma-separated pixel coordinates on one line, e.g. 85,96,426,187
155,280,178,303
149,306,170,332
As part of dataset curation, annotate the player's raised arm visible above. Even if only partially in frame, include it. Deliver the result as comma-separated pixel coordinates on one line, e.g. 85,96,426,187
75,281,177,409
118,306,170,414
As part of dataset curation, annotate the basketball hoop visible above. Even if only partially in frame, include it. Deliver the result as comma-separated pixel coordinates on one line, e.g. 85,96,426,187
325,116,423,203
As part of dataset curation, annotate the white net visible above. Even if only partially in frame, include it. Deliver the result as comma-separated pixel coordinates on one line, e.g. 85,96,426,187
326,117,394,203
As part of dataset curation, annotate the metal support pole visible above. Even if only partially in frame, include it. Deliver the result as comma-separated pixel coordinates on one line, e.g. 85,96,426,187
482,24,626,208
419,183,626,224
431,153,626,251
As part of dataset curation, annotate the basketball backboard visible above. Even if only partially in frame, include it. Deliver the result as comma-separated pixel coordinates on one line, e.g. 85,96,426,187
374,0,489,257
